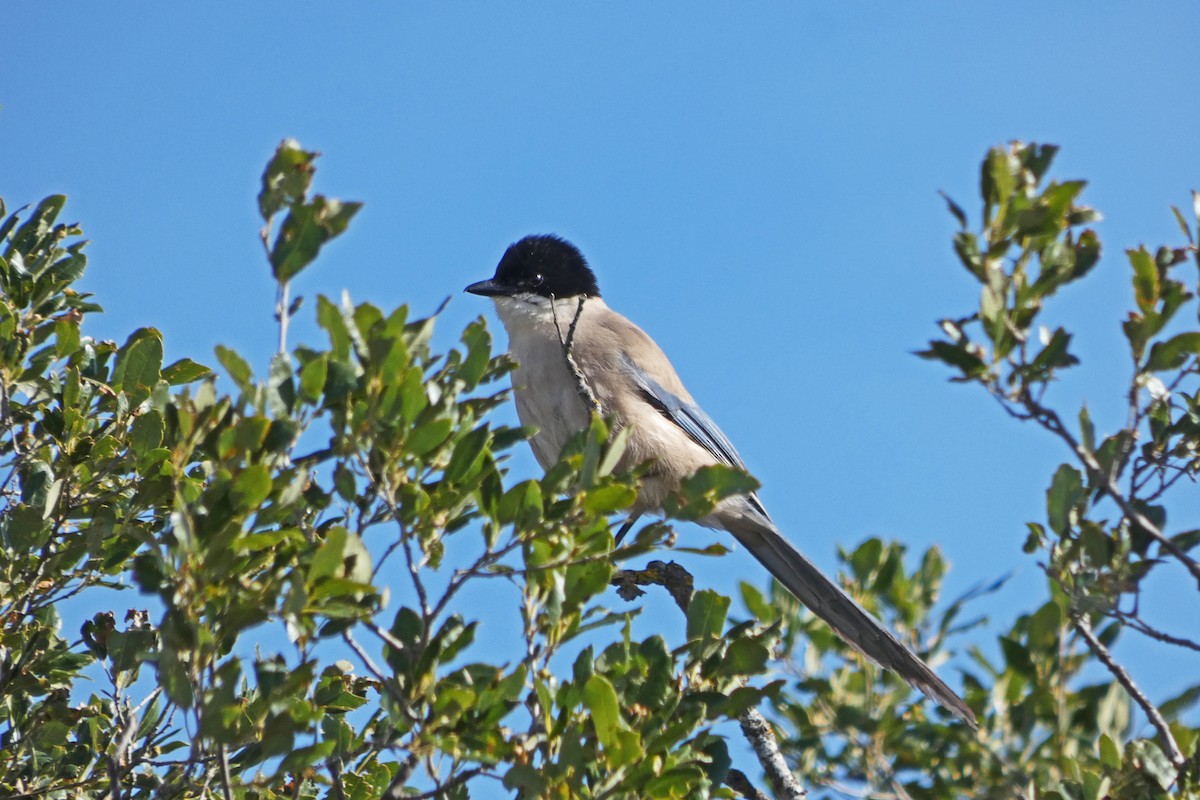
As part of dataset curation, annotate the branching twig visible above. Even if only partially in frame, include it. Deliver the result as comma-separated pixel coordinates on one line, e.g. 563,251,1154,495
342,629,421,730
610,557,805,796
1019,393,1200,585
1112,610,1200,652
1074,614,1185,769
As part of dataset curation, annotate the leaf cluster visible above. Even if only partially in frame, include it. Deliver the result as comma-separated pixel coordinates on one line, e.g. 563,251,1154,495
914,142,1200,799
0,145,790,800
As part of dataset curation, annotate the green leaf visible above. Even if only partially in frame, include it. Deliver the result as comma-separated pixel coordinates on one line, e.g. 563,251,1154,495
724,637,770,676
130,411,164,457
1128,247,1160,313
230,465,272,511
161,358,211,385
277,740,337,774
317,295,353,359
1026,601,1062,652
445,425,490,484
407,418,453,457
1170,529,1200,553
298,353,328,402
999,636,1035,678
686,589,729,644
952,231,985,281
1071,229,1101,279
1029,327,1078,375
270,196,363,283
1078,404,1095,454
503,765,548,794
1159,683,1200,719
267,352,295,416
701,737,732,784
1145,332,1200,372
113,328,163,406
19,460,53,507
1046,464,1084,536
915,339,988,378
940,190,968,229
309,527,351,584
582,674,623,747
333,463,357,503
982,146,1017,215
214,345,254,393
1021,142,1059,180
54,317,80,358
457,319,492,390
1098,733,1122,769
258,139,318,221
1127,740,1176,790
584,484,637,516
668,464,760,520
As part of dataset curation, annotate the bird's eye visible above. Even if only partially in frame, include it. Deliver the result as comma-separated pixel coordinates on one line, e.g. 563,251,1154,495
531,273,545,286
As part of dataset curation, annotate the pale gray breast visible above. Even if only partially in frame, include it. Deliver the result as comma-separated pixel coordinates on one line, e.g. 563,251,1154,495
508,325,593,470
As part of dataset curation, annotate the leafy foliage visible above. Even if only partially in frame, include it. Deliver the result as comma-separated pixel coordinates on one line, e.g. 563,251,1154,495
0,146,790,799
4,140,1197,800
910,142,1200,799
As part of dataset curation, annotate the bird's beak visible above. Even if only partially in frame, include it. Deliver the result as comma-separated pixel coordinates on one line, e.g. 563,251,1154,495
465,278,511,297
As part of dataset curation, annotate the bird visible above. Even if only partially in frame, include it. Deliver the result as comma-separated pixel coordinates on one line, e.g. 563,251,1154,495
466,234,976,728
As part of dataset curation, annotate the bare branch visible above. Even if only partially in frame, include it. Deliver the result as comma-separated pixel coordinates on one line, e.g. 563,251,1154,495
1074,614,1185,769
1112,610,1200,652
611,560,695,613
726,768,771,800
216,743,234,800
342,629,419,726
380,753,421,800
402,768,489,799
1020,393,1200,585
738,708,807,799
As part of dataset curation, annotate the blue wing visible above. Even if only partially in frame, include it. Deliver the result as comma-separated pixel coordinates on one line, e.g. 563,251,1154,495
619,354,769,517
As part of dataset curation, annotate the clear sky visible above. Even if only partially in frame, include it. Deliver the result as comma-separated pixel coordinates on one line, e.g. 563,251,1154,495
6,0,1200,767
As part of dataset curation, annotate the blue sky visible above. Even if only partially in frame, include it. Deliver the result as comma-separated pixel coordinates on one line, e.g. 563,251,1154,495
6,0,1200,775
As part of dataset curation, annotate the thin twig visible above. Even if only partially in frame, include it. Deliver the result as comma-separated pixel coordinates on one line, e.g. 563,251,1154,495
1074,614,1185,769
402,768,488,799
1112,610,1200,652
380,753,421,800
276,280,291,355
342,629,418,725
0,378,23,457
1020,393,1200,584
217,743,234,800
7,778,99,799
726,768,770,800
354,450,431,622
328,758,347,800
550,295,600,415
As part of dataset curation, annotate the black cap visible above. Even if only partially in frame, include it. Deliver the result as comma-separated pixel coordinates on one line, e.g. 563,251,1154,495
466,235,601,299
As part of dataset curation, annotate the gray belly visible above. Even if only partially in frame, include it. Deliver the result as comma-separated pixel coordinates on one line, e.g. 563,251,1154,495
510,342,593,469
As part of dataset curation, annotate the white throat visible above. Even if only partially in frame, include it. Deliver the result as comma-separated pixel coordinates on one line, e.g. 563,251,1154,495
491,293,602,339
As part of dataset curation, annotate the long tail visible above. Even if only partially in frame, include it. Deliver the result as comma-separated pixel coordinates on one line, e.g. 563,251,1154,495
722,509,977,728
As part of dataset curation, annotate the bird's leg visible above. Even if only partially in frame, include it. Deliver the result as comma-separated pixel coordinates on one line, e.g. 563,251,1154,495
613,514,641,546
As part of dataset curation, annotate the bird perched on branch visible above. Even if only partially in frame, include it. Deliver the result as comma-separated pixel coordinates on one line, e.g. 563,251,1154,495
466,234,976,728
